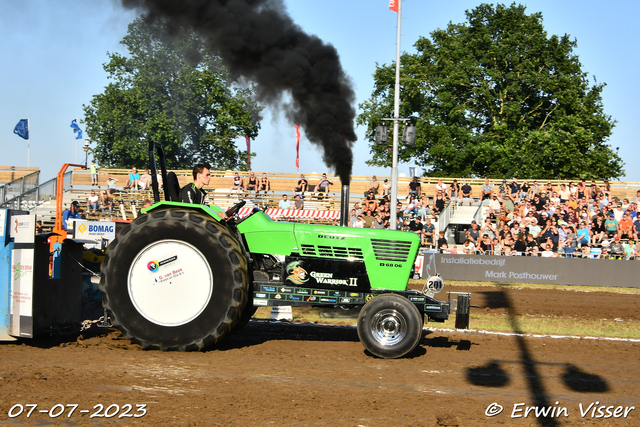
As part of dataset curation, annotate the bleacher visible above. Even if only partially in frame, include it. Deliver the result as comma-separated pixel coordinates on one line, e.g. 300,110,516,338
28,169,639,254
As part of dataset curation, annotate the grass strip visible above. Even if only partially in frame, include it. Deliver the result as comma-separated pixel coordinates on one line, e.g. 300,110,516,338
253,307,640,339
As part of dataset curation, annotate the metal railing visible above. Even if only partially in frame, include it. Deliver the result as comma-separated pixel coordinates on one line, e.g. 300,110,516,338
0,171,40,204
0,171,71,211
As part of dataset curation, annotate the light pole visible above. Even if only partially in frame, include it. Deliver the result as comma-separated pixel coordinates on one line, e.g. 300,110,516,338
83,139,90,168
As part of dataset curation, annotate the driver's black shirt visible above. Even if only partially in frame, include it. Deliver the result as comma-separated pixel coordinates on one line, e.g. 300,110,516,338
180,182,207,204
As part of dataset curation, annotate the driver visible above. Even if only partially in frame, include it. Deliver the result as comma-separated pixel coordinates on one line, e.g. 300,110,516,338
180,163,229,219
180,163,210,204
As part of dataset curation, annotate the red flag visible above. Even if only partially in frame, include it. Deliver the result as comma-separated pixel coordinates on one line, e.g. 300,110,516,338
294,125,300,168
389,0,398,12
245,135,251,169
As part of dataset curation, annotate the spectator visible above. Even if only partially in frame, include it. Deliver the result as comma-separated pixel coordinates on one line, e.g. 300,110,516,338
381,178,391,196
106,175,118,191
461,182,472,203
292,174,307,195
520,181,531,199
316,173,333,195
514,233,527,254
373,213,386,229
480,218,497,240
365,192,379,213
405,194,418,216
87,190,99,214
558,184,570,203
541,244,556,258
140,198,152,215
419,195,430,219
510,179,520,198
528,218,542,240
432,193,445,216
423,217,435,246
279,194,291,209
597,247,611,259
35,220,44,234
604,213,619,238
138,169,152,190
437,231,447,250
353,214,365,228
487,194,501,218
407,176,421,197
478,234,493,254
565,225,578,247
259,173,271,193
294,194,304,210
481,178,493,201
449,179,460,202
180,164,211,205
366,175,380,196
363,210,375,228
610,236,625,259
525,233,538,253
564,240,576,257
576,222,590,246
156,171,163,190
466,221,480,243
125,168,140,190
246,172,258,192
62,201,81,230
591,217,606,244
101,190,114,218
90,160,100,186
462,239,476,254
489,238,500,255
348,209,358,226
623,239,636,259
230,172,244,192
618,212,636,239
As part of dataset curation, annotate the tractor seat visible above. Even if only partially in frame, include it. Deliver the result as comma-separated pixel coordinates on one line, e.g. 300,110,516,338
165,172,181,202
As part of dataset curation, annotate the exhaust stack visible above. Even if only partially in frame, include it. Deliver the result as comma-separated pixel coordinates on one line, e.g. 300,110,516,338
340,183,350,227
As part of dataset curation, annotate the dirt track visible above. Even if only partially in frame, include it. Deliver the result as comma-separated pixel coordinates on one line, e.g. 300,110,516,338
1,286,639,426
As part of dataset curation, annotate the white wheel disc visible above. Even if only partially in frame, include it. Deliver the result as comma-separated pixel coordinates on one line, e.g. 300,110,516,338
128,240,213,326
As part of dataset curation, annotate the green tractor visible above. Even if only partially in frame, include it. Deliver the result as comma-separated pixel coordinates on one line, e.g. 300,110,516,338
99,143,470,359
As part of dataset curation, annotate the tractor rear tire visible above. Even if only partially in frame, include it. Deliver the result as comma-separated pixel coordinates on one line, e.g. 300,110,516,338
357,293,423,359
100,208,249,351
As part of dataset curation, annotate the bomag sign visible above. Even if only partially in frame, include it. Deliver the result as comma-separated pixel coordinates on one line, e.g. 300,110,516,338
74,220,116,242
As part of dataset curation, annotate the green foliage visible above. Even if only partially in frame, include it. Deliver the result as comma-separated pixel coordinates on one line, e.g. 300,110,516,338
358,3,624,179
83,16,262,170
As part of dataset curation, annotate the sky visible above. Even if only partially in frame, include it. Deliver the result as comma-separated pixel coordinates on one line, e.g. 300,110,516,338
1,0,639,183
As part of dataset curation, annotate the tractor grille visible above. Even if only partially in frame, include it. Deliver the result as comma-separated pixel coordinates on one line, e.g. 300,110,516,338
299,244,364,259
371,238,412,262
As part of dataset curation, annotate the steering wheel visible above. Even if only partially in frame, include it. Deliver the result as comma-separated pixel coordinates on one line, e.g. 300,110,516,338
225,200,246,219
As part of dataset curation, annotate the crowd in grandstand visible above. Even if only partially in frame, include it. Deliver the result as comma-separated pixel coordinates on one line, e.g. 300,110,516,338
62,167,640,259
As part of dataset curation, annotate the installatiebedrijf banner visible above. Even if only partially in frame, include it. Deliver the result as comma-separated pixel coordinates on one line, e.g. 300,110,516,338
10,213,35,338
421,252,640,288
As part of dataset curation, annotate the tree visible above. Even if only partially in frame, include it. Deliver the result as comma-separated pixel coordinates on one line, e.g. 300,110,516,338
358,3,624,179
83,16,262,170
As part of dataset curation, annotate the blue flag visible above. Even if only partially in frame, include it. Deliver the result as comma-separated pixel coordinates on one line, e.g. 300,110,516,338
70,119,81,132
76,129,83,140
13,119,29,140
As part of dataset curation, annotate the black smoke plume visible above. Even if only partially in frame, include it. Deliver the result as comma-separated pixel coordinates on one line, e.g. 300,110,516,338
121,0,356,183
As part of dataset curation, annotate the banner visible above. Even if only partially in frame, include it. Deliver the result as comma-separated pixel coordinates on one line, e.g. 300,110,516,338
389,0,399,12
423,252,640,288
9,213,36,338
295,124,300,168
13,119,29,140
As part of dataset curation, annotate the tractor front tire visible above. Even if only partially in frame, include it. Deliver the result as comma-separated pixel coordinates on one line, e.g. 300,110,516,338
100,208,249,351
357,294,423,359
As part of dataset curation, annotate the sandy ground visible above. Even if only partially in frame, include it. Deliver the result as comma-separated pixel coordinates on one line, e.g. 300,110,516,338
1,286,639,427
